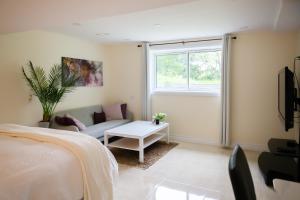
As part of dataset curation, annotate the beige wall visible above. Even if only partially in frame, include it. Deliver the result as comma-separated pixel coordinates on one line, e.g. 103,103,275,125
104,44,144,120
105,31,298,150
152,94,221,144
104,44,222,144
230,31,298,149
0,31,108,126
1,30,298,149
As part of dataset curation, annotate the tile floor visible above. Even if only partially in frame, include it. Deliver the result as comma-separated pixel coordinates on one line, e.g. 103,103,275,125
115,142,279,200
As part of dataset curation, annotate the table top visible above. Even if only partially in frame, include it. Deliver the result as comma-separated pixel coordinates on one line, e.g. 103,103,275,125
104,120,169,139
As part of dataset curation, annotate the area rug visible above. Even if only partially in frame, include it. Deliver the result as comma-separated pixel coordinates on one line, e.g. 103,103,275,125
110,141,178,169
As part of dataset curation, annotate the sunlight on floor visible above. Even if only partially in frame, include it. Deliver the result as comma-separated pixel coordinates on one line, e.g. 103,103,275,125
154,185,218,200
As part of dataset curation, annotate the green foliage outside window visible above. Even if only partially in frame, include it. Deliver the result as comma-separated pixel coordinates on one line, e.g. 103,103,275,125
155,50,221,89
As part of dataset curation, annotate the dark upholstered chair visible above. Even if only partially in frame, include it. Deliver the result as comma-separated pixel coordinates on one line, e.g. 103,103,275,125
229,145,256,200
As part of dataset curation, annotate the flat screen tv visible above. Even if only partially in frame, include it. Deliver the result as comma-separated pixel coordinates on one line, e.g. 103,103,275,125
278,67,295,131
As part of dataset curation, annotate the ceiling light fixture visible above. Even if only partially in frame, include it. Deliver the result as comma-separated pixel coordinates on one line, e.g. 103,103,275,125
96,33,110,37
154,24,161,28
72,22,81,26
239,26,248,30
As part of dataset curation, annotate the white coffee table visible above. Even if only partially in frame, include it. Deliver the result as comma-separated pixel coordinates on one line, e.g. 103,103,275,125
104,121,169,163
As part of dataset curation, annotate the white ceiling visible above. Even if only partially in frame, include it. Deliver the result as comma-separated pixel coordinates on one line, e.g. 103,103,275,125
1,0,300,43
275,0,300,30
0,0,196,33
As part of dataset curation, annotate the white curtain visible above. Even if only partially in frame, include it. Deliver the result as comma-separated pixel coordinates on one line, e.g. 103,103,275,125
221,34,232,146
141,42,152,120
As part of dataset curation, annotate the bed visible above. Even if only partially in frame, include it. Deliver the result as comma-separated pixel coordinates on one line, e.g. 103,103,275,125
0,124,118,200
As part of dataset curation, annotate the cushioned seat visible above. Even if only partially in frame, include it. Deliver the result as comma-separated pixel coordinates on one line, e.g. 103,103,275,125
50,105,133,140
82,120,131,139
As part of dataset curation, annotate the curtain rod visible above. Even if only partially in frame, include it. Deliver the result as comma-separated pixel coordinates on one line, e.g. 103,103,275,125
137,36,236,47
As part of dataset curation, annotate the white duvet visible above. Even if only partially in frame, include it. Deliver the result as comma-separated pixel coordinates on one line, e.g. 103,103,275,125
0,124,118,200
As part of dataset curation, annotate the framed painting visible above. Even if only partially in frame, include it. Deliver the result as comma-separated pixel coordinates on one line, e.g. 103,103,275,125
62,57,103,87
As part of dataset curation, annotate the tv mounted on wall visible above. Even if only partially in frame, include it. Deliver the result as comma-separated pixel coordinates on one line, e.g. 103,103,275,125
278,66,295,131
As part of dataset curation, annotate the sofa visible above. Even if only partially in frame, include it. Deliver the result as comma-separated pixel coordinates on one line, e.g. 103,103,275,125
50,105,133,141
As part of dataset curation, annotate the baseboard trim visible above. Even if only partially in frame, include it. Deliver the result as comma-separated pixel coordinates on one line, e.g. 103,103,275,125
231,142,267,152
170,135,266,152
170,135,220,147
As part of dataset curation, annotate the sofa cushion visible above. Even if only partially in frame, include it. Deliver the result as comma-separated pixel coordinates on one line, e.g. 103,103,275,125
102,104,123,120
65,114,87,131
55,116,77,127
54,105,101,126
82,119,131,138
93,112,106,124
121,103,127,119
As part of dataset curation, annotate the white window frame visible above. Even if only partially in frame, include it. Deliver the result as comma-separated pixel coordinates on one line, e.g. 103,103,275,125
151,48,222,96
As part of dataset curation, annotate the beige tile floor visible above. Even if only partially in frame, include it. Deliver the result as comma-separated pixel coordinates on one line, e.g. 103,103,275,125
115,142,279,200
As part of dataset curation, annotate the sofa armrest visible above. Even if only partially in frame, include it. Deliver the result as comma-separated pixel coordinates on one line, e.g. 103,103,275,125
126,110,134,121
56,125,79,132
50,120,79,132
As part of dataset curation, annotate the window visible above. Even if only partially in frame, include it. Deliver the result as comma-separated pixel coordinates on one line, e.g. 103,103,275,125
153,48,222,94
156,53,188,89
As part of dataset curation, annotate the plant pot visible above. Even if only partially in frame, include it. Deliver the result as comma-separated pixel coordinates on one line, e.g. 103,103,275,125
38,121,50,128
155,119,160,125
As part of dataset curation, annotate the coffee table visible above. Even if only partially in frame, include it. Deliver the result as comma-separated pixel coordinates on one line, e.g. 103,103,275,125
104,121,169,163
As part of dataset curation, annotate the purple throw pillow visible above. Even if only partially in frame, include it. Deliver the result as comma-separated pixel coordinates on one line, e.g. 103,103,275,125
65,114,87,131
94,112,106,124
55,116,77,126
121,103,127,119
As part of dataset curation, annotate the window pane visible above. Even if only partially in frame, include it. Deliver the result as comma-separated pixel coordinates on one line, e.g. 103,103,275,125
156,53,188,89
189,51,221,90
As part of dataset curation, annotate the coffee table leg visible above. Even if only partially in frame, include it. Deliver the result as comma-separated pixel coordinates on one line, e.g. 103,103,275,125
104,133,108,146
167,125,170,144
139,138,144,163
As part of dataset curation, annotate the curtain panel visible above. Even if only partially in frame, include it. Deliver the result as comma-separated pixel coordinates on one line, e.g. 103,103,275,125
141,42,152,120
221,34,232,146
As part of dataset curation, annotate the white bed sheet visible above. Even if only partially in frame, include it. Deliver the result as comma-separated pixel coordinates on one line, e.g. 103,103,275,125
0,135,83,200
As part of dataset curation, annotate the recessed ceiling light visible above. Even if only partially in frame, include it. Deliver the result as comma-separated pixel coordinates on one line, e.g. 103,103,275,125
96,33,110,36
239,26,248,30
154,24,161,28
72,22,81,26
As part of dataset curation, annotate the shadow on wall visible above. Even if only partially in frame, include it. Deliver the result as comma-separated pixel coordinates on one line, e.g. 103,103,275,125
0,62,41,125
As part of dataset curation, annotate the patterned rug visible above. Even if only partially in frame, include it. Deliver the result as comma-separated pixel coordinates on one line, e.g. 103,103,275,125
110,141,178,169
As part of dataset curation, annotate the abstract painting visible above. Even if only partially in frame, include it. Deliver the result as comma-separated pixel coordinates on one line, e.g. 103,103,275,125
62,57,103,87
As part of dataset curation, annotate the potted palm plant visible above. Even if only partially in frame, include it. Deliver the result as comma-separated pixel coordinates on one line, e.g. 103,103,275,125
22,61,78,128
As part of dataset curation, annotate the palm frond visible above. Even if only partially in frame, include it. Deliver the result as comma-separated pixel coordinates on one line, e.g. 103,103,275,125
27,61,47,89
48,64,62,88
22,67,40,96
22,61,78,121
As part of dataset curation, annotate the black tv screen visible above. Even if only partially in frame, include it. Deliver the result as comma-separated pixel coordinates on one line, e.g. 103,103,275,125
278,67,294,131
